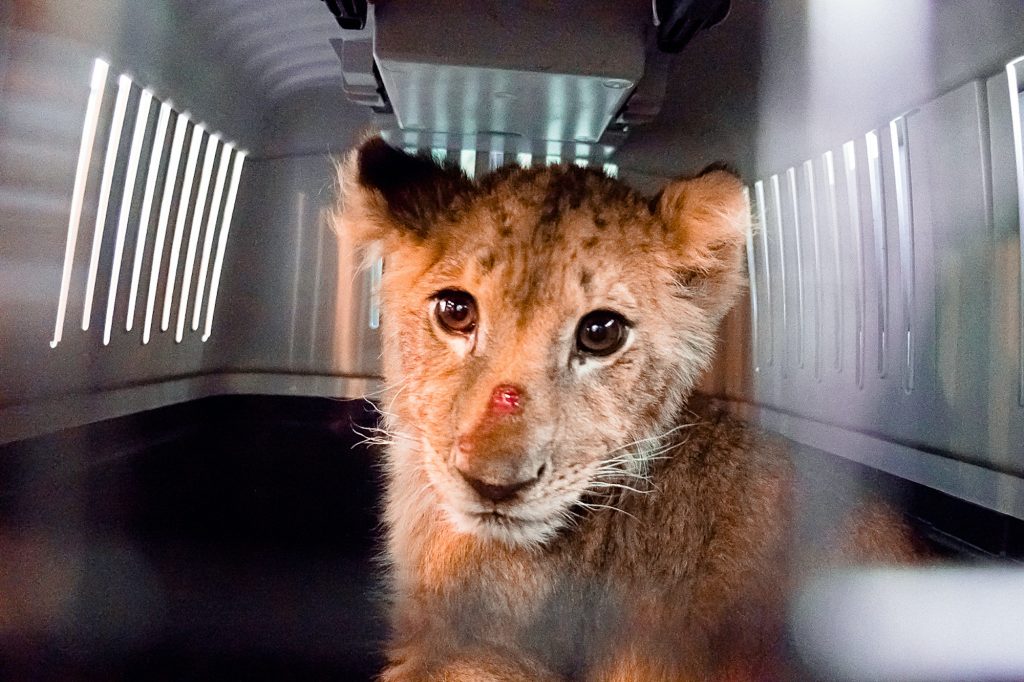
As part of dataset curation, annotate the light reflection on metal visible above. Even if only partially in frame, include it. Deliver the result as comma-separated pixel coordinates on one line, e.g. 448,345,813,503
162,122,205,332
288,191,307,363
803,159,823,380
603,163,618,178
889,115,916,393
308,213,327,361
793,568,1024,681
786,166,805,368
770,174,788,371
51,58,108,348
55,62,247,347
516,152,532,168
127,100,172,332
1006,56,1024,406
176,134,220,343
203,151,247,342
82,73,132,332
743,185,759,373
459,149,476,178
103,87,153,346
145,112,189,345
369,256,383,330
754,180,774,366
192,143,233,331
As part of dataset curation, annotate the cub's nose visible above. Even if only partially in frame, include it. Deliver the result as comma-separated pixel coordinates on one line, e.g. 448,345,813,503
456,469,538,503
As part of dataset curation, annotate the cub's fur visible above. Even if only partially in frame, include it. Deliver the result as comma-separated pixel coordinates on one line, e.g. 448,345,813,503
336,138,916,681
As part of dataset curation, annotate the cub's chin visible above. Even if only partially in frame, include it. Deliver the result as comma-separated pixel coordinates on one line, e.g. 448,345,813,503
441,501,569,548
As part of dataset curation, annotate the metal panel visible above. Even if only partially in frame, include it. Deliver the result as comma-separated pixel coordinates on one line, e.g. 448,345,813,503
373,0,644,144
202,155,382,380
0,8,372,442
735,77,1024,513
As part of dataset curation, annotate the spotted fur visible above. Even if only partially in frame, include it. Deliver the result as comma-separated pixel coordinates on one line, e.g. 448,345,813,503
334,137,917,681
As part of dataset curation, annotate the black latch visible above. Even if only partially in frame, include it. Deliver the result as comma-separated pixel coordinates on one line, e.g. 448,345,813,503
322,0,369,30
654,0,731,53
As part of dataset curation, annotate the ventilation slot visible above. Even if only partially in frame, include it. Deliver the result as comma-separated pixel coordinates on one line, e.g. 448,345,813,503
843,140,867,389
50,58,109,349
753,179,774,367
889,115,916,394
865,129,890,379
769,174,789,372
755,129,924,390
50,59,248,348
786,166,806,369
743,185,760,372
822,150,844,373
803,159,823,381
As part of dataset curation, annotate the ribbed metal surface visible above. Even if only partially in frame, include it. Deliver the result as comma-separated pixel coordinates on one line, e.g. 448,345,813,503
737,69,1024,499
47,60,247,351
181,0,343,100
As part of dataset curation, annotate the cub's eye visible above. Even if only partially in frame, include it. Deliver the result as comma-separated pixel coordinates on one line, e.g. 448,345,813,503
434,289,478,335
576,310,629,356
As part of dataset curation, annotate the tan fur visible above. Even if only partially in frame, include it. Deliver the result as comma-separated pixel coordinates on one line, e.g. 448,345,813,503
334,138,916,681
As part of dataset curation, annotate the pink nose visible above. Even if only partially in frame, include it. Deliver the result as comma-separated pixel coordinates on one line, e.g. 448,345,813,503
489,384,523,416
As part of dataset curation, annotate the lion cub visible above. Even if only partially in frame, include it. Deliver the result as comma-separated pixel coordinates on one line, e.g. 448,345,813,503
336,138,915,681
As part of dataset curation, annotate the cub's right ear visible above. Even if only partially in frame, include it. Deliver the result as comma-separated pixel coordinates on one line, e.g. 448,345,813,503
335,136,473,247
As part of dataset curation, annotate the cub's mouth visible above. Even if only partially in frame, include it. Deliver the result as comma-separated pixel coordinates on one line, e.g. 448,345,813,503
419,438,576,546
459,507,568,546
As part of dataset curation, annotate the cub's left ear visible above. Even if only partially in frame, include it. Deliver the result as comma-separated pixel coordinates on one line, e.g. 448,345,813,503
654,165,750,319
335,136,473,249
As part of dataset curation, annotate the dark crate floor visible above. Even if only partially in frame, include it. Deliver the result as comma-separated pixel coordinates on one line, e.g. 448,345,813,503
0,396,387,681
2,395,1019,681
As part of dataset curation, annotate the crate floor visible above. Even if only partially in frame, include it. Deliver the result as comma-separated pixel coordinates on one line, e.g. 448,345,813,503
0,396,387,681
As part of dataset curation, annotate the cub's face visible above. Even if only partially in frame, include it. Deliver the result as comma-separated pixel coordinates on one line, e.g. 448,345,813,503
339,139,748,546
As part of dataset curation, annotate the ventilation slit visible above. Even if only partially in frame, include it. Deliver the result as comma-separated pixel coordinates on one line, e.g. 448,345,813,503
770,174,788,371
203,151,247,342
82,74,132,331
176,134,220,342
51,58,109,349
754,180,774,366
866,129,889,378
804,159,823,380
787,167,806,369
162,122,204,332
126,100,172,332
144,112,189,344
192,143,233,331
889,115,916,393
103,88,153,346
843,140,867,389
823,150,844,372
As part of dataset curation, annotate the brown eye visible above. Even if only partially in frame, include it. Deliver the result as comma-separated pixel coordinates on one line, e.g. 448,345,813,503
576,310,628,356
434,290,477,334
